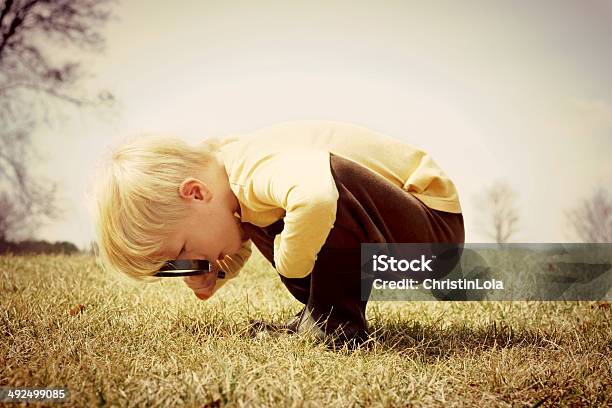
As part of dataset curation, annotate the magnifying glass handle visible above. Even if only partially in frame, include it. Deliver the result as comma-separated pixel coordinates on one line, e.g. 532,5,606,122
154,269,227,278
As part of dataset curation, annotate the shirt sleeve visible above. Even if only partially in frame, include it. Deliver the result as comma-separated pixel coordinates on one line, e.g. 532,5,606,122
251,149,339,279
210,238,252,295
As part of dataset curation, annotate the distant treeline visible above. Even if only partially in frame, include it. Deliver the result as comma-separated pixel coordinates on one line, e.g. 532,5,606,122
0,239,80,255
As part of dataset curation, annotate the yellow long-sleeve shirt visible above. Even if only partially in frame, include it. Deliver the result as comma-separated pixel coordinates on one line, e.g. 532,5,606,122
211,119,462,293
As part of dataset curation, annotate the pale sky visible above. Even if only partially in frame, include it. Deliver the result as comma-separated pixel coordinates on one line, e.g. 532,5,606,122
30,0,612,249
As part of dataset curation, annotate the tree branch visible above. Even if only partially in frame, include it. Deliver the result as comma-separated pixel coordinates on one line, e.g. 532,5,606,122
0,0,38,60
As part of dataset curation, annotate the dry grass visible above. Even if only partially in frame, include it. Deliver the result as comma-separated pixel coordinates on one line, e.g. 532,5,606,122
1,252,611,407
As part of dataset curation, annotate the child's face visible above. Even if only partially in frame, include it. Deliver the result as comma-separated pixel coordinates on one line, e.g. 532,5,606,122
158,174,246,264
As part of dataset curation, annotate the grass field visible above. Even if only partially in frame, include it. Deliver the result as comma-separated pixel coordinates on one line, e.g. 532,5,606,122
1,252,611,407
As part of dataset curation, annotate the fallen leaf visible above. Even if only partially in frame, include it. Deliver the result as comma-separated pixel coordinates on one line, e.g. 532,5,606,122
69,304,86,316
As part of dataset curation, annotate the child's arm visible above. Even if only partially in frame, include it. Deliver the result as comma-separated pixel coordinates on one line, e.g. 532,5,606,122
251,148,339,279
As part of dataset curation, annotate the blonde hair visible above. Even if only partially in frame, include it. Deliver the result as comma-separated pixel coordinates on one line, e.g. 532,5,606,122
89,133,223,281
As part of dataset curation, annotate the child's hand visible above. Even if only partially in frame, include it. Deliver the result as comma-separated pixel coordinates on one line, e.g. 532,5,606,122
182,262,220,300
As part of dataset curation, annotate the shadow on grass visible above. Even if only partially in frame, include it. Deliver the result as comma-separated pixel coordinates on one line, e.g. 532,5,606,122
163,302,558,355
232,314,556,357
157,304,592,358
362,319,554,358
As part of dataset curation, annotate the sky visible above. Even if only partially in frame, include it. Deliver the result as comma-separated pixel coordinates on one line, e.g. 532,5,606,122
28,0,612,249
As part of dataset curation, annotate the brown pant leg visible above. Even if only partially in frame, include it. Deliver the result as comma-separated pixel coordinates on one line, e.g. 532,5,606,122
242,152,465,343
241,220,312,306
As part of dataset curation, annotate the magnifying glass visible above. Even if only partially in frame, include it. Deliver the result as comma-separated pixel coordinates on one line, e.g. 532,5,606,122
154,259,226,279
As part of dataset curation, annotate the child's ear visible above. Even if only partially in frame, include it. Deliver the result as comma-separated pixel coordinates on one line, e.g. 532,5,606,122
179,178,212,201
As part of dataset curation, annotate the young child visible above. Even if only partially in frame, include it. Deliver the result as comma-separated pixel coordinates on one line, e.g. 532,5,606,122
92,119,464,347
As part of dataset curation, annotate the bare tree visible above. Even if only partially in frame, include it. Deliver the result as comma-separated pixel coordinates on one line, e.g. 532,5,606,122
474,180,520,245
0,124,62,241
565,187,612,243
0,0,117,241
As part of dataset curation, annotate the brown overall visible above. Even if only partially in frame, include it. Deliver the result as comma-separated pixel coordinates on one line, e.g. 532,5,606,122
241,152,465,345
